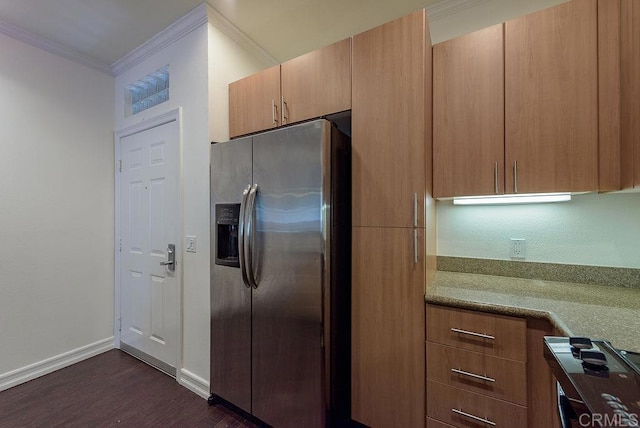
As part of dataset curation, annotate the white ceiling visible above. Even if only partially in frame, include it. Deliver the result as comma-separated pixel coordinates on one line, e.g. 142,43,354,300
0,0,445,72
0,0,567,74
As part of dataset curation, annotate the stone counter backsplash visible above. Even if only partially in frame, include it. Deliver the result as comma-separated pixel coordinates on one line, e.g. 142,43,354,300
437,256,640,289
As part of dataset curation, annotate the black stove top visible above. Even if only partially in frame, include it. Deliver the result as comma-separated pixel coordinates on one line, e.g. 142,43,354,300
544,337,640,427
620,350,640,375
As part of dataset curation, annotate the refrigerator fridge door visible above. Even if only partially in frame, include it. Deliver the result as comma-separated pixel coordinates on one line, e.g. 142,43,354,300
250,120,330,428
210,137,253,413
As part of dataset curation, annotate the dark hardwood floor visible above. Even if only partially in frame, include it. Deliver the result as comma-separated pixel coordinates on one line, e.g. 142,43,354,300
0,349,257,427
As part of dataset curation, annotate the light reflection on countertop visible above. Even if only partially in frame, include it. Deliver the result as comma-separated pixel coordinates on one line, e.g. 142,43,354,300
426,270,640,353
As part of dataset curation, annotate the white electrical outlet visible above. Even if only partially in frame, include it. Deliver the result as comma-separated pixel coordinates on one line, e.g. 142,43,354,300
510,238,525,259
186,235,197,253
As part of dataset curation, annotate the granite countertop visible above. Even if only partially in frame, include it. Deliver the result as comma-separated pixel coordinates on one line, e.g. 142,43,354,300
425,270,640,353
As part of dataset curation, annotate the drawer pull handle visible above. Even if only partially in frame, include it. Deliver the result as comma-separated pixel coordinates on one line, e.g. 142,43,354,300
451,368,496,383
452,408,496,426
451,328,495,340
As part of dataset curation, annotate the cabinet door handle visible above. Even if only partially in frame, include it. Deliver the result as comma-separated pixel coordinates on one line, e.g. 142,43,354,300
494,162,499,194
271,99,278,126
451,328,495,340
413,192,418,228
451,368,496,383
513,160,518,193
452,409,496,426
413,229,418,264
281,96,288,125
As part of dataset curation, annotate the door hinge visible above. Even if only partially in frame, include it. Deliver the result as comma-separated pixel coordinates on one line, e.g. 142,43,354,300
118,160,122,173
119,237,122,252
118,318,122,331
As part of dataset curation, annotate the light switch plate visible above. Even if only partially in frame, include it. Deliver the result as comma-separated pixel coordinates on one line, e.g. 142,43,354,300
186,235,197,253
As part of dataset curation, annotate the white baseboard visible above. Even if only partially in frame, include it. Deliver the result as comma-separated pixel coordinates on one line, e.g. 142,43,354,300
179,368,210,399
0,337,115,392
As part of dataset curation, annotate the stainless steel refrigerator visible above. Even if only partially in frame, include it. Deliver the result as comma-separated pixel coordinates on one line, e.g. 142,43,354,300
209,119,351,427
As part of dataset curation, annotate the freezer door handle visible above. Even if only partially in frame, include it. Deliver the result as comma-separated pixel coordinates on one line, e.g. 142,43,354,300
238,184,251,288
245,184,259,289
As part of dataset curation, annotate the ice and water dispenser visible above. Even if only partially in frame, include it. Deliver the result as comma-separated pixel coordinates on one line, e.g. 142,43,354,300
215,204,240,268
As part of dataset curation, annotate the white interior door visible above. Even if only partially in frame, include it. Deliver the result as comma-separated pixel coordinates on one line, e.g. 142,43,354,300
117,113,180,374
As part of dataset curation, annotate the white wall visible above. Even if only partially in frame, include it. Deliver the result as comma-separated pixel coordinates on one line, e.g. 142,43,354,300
0,33,115,382
437,192,640,268
179,20,266,388
115,20,210,391
114,9,267,392
178,23,266,384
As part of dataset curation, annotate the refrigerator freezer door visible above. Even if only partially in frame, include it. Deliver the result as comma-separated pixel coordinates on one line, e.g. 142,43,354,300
251,120,330,428
210,137,253,413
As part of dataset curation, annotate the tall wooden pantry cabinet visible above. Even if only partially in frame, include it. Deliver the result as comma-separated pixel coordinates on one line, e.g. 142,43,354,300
351,9,434,428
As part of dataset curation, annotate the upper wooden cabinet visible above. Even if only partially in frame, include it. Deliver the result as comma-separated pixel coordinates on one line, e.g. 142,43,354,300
433,0,600,198
620,0,640,189
229,65,281,138
352,10,426,228
281,38,351,125
505,0,598,194
433,24,504,198
595,0,639,191
228,39,351,138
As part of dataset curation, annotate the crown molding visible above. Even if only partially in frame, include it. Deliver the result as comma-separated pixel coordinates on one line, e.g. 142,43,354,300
0,17,113,75
204,3,278,67
110,3,209,76
111,2,278,76
425,0,490,22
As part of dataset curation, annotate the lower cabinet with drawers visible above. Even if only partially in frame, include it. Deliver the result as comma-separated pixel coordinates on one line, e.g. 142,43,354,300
426,303,559,428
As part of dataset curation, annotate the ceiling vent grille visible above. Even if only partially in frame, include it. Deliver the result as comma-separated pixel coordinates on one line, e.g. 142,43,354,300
125,65,169,115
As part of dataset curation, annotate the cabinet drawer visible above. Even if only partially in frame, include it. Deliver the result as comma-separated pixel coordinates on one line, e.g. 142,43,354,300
426,304,527,361
427,416,455,427
427,380,527,427
426,342,527,405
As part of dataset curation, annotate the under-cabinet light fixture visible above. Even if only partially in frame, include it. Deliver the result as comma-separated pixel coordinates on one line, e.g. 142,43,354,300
453,193,572,206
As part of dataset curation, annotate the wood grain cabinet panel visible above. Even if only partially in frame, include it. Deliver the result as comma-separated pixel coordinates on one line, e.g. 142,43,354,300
597,0,622,191
281,38,351,125
352,10,426,228
527,318,561,428
229,38,351,138
620,0,640,189
426,304,527,362
426,342,527,406
351,226,425,428
427,380,528,428
433,24,505,198
351,9,433,428
505,0,599,194
595,0,640,191
229,65,281,138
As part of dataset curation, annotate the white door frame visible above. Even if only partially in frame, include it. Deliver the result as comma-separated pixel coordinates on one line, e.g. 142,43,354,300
114,107,183,379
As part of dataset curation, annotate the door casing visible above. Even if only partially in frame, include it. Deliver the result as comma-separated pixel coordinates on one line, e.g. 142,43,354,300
114,107,183,379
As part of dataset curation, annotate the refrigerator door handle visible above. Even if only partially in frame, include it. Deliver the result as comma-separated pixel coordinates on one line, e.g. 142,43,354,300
238,184,252,288
245,184,259,288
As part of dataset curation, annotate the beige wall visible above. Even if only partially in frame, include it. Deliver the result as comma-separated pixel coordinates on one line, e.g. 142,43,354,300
428,0,568,43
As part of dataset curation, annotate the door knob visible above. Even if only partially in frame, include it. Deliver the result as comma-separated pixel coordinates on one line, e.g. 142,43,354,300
160,243,176,271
